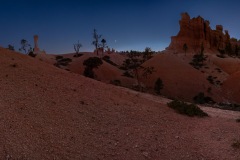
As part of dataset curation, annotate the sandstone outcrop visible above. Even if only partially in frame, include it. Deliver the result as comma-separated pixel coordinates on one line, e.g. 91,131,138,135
167,12,240,54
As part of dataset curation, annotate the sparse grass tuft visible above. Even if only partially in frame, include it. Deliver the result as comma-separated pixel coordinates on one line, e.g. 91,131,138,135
167,100,208,117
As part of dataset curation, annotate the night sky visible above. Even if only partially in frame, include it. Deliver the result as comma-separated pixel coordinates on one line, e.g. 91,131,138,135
1,0,240,54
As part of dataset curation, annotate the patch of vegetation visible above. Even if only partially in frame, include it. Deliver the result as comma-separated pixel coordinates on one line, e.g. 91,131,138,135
189,53,207,69
217,103,240,111
83,57,103,79
55,55,63,60
19,39,32,54
54,57,72,67
73,54,83,58
28,51,36,57
54,55,73,67
83,57,103,69
236,118,240,123
110,79,121,86
121,50,155,91
143,47,153,60
207,76,214,84
122,71,134,78
215,80,221,85
167,100,208,117
189,43,207,69
154,78,163,95
232,140,240,149
7,44,15,51
83,67,95,78
207,75,221,86
193,92,215,104
102,55,118,66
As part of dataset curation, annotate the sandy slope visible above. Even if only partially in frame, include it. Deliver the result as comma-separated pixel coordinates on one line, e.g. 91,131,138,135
0,48,240,159
210,55,240,75
64,53,127,83
142,53,225,102
222,71,240,103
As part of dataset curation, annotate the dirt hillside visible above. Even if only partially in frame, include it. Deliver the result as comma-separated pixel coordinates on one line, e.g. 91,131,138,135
0,48,239,159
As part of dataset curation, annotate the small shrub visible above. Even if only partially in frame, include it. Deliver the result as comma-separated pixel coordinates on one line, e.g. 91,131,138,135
216,80,221,85
207,76,214,84
189,53,207,69
167,100,208,117
73,54,83,58
193,92,215,104
236,118,240,123
55,55,63,60
83,67,95,78
28,51,36,57
54,56,72,67
59,58,72,62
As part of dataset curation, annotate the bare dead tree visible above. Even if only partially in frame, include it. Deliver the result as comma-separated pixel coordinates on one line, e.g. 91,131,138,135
73,41,82,57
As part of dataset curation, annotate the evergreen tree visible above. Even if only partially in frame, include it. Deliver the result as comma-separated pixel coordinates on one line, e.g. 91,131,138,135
154,78,164,95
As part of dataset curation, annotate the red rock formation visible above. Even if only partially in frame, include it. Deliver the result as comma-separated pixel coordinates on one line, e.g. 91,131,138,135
167,12,239,54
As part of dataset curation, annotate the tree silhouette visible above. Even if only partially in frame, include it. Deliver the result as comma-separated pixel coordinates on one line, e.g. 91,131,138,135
92,29,101,55
122,51,155,91
101,38,107,57
190,43,207,69
154,78,164,95
19,39,31,54
83,57,103,79
73,41,82,57
7,44,15,51
143,47,153,60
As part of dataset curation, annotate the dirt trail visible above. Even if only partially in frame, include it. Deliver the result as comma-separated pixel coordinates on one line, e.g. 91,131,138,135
120,87,240,120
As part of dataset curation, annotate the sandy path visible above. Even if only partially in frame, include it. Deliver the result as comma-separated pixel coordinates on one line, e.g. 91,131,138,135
120,87,240,120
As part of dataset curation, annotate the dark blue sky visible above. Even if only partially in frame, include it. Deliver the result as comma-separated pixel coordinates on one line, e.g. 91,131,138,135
1,0,240,54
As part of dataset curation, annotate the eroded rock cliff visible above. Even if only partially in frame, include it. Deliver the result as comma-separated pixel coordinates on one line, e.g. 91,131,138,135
167,12,240,54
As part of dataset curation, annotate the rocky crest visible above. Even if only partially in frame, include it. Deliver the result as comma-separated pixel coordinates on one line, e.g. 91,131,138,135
167,12,240,53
